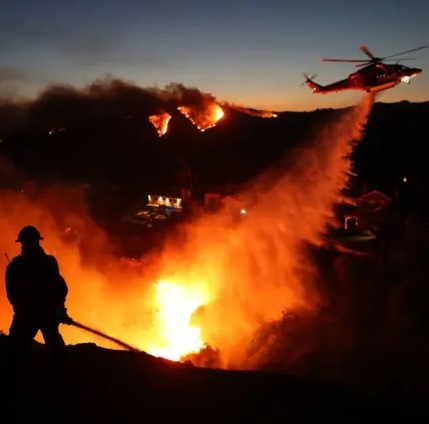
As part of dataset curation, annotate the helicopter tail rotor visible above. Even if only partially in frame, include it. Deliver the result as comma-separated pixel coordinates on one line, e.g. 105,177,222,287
300,73,317,86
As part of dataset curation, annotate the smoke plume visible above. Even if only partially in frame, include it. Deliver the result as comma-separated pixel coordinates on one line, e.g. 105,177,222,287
0,80,225,138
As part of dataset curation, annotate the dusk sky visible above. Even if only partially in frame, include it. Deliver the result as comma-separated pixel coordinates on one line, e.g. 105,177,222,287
1,0,428,111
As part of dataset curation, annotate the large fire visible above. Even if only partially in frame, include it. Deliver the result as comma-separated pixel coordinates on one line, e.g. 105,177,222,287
0,94,375,368
148,280,209,360
178,103,224,131
149,112,171,137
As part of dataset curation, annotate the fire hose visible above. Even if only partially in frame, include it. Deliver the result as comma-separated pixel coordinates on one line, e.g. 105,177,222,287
63,318,141,353
61,313,141,353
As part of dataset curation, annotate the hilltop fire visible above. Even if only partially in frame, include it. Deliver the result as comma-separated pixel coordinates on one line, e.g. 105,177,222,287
149,112,171,137
178,103,224,131
149,104,275,137
148,103,277,139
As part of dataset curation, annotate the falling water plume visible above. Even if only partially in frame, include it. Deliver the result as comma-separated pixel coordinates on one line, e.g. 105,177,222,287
151,94,376,368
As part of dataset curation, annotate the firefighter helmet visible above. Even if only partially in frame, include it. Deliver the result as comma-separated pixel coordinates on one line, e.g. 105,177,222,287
15,225,44,243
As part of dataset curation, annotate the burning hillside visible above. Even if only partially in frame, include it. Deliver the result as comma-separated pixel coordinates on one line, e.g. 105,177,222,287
0,80,281,140
0,92,375,368
177,103,224,132
148,112,171,137
0,80,217,137
149,102,280,137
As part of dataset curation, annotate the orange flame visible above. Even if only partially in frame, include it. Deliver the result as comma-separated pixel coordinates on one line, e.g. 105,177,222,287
149,112,171,137
255,110,277,118
147,280,210,360
178,103,224,132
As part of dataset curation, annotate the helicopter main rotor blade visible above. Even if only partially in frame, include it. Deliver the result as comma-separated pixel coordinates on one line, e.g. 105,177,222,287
356,62,372,67
355,56,418,67
382,45,428,60
359,44,376,60
319,45,427,66
320,58,367,63
383,57,417,61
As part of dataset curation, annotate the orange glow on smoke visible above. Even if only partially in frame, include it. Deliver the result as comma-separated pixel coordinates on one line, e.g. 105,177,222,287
178,103,224,131
0,94,375,367
149,112,171,137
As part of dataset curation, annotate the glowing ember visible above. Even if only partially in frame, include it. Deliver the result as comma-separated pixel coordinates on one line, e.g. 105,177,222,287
149,112,171,137
178,103,224,132
147,280,209,361
257,111,277,118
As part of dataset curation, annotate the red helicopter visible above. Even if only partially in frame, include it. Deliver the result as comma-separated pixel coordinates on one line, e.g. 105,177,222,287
304,44,427,94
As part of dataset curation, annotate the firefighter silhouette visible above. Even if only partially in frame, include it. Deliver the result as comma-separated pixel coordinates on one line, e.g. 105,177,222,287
5,226,69,354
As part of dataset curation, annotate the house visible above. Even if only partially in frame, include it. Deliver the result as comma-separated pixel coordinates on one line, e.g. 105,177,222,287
355,190,393,231
338,190,393,232
357,190,392,212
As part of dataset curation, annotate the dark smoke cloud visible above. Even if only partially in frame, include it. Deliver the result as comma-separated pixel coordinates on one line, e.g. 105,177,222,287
0,79,219,137
160,83,217,106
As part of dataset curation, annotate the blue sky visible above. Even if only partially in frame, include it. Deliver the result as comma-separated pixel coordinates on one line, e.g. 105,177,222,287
1,0,428,111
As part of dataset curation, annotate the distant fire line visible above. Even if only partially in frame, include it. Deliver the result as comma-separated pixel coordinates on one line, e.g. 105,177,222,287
146,102,277,137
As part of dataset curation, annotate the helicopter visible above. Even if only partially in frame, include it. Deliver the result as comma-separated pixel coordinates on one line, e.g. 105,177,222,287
304,44,427,94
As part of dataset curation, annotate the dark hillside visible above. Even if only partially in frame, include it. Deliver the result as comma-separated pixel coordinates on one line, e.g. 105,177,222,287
0,335,422,423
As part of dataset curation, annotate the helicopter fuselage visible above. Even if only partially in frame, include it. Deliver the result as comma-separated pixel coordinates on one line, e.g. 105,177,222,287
304,44,426,95
349,63,422,92
306,63,422,94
